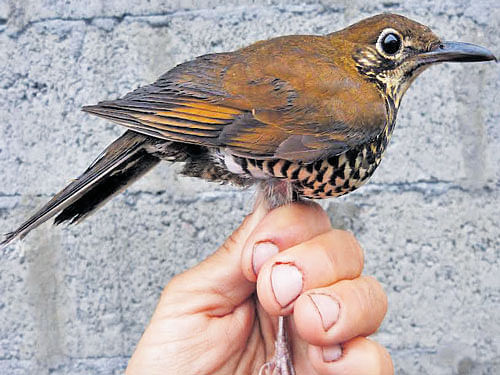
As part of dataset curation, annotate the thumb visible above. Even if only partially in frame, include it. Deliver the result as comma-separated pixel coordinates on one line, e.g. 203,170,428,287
160,199,268,316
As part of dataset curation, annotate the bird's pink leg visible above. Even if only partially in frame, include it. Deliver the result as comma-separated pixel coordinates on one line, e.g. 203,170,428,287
257,180,297,375
259,316,295,375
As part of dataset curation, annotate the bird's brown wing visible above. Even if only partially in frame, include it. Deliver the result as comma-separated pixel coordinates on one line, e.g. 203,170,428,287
84,36,387,162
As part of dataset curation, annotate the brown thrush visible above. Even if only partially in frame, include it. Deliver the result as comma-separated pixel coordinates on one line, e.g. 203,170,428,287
1,13,496,375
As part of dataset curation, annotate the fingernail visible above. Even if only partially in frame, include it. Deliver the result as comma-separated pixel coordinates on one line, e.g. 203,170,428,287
309,294,340,331
253,242,279,275
271,264,303,307
322,344,342,362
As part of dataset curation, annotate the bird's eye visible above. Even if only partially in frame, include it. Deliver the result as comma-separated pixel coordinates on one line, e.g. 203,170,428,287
376,29,403,57
381,33,401,54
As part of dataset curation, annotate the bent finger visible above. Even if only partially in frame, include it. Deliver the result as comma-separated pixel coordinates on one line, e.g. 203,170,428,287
308,337,394,375
294,276,387,346
256,229,364,315
241,201,331,282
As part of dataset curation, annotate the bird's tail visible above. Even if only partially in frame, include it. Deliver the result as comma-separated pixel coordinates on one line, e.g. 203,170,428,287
1,131,160,248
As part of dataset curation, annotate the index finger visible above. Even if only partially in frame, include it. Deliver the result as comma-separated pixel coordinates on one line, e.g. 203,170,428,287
241,201,331,282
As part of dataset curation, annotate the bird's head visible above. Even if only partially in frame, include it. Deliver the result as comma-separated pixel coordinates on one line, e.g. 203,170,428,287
331,13,496,108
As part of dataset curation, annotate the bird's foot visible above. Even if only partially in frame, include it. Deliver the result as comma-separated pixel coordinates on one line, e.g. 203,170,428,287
259,316,295,375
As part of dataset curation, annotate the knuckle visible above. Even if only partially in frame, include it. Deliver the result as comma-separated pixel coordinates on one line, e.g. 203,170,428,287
330,229,364,276
161,274,181,297
221,231,240,254
356,339,393,375
161,272,190,299
321,240,340,279
374,342,394,375
309,201,331,224
359,276,387,315
365,276,388,313
320,230,365,281
239,213,254,231
354,278,388,335
345,230,364,270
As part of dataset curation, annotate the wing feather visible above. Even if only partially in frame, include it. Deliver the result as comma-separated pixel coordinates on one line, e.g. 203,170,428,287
83,37,387,162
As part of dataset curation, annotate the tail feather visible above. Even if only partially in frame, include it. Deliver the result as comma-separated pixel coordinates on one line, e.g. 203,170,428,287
1,131,160,248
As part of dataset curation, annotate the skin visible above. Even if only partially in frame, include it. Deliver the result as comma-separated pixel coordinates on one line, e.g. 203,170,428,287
126,201,393,375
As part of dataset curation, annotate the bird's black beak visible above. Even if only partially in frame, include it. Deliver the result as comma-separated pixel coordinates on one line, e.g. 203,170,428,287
418,41,497,64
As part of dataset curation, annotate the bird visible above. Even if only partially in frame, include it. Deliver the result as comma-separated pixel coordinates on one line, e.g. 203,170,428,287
1,13,496,375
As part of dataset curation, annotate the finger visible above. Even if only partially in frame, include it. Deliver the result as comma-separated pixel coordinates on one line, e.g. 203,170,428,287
158,199,268,317
294,276,388,346
256,229,364,315
241,201,331,282
308,337,394,375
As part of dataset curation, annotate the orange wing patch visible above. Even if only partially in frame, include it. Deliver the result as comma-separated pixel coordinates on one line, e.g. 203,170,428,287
83,98,244,146
134,113,225,129
175,101,243,115
133,115,220,136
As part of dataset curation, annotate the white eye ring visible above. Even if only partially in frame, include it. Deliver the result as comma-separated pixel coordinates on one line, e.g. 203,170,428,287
376,28,403,59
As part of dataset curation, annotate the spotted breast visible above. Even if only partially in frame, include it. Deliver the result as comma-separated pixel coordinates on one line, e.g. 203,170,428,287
177,112,390,201
236,126,390,198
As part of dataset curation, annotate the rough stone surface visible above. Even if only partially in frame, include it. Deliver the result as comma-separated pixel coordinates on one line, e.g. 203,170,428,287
0,0,499,374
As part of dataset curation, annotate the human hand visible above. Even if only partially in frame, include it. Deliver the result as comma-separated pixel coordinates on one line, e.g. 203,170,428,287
126,201,393,374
